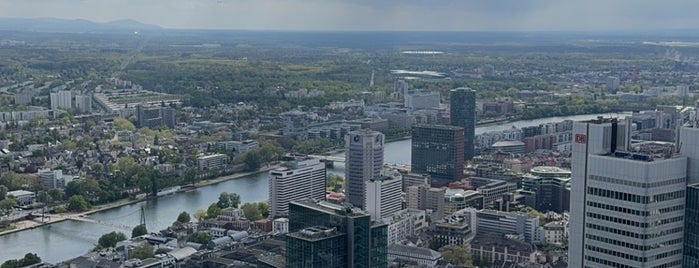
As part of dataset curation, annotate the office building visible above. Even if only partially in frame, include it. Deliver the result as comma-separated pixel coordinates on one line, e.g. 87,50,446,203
521,166,571,213
401,172,430,191
197,154,228,170
404,90,440,110
411,124,465,186
568,117,686,268
476,209,542,244
381,209,427,246
387,244,441,267
345,129,384,209
684,184,699,267
286,199,387,268
406,184,445,217
450,87,476,160
444,189,483,215
365,175,402,220
434,214,473,248
269,157,326,218
50,90,72,110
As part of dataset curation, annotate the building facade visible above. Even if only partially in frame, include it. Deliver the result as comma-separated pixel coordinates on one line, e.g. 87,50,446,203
411,124,465,187
345,129,384,209
450,87,476,160
269,157,326,218
568,118,686,268
365,175,402,220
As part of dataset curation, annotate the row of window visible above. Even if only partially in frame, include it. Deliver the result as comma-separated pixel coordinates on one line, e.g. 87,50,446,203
587,201,648,216
586,223,684,240
587,187,685,204
587,212,646,227
587,233,683,251
588,174,685,188
586,244,645,262
585,255,634,268
652,259,682,268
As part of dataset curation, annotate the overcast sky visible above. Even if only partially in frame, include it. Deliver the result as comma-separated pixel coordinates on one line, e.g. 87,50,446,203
0,0,697,31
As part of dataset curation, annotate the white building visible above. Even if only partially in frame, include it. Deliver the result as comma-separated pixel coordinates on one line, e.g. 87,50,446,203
543,221,566,245
381,209,427,245
345,129,384,209
269,157,326,218
476,209,542,244
50,90,72,110
568,117,686,268
387,244,442,267
197,154,228,170
7,190,35,206
75,94,92,113
365,174,402,220
404,91,440,110
272,218,289,234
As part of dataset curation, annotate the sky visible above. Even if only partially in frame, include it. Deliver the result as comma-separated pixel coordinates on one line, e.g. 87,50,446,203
0,0,697,31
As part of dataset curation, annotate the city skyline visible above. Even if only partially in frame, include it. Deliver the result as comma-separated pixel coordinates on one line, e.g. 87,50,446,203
1,0,699,31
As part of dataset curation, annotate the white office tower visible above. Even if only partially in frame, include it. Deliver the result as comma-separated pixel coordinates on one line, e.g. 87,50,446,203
365,173,402,220
269,157,326,218
568,117,686,268
346,129,384,209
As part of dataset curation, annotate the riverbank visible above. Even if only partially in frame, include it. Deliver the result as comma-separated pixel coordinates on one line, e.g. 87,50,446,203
0,165,280,237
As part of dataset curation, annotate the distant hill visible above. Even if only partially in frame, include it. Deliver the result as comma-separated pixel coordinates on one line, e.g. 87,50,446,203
0,17,162,33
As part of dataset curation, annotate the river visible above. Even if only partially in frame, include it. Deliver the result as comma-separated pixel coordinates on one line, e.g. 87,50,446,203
0,112,629,263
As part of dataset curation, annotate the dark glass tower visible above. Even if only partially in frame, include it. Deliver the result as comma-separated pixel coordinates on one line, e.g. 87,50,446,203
684,184,699,267
411,124,465,187
287,199,388,268
450,87,476,160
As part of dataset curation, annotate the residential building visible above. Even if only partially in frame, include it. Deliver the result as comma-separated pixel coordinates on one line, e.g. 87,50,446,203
286,199,387,268
269,157,326,218
50,90,72,110
365,175,402,220
381,209,427,245
75,94,92,114
543,221,567,245
345,129,384,209
411,124,465,186
434,214,472,248
404,90,440,110
568,117,686,268
197,154,228,170
450,87,476,160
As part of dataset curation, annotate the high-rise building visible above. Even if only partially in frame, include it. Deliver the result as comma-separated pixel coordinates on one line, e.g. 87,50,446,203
74,94,92,114
345,129,384,209
406,184,446,218
606,76,620,92
568,117,686,268
411,124,464,186
450,87,476,160
684,184,699,267
269,157,326,218
287,199,387,268
50,90,72,110
365,175,402,220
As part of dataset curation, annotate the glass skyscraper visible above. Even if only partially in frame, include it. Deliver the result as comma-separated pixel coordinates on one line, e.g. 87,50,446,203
411,124,465,187
449,87,476,160
684,184,699,267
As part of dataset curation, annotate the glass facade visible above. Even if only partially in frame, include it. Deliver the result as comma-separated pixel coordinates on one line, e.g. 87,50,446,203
449,88,476,160
411,124,465,186
684,184,699,267
287,230,347,268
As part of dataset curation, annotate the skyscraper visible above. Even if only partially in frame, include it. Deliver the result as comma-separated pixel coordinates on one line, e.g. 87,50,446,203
269,157,326,218
568,117,686,268
411,124,464,186
286,199,388,268
50,90,72,110
346,129,384,209
450,87,476,160
684,184,699,267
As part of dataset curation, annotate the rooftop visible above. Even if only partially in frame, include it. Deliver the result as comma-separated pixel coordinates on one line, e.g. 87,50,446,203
388,244,441,259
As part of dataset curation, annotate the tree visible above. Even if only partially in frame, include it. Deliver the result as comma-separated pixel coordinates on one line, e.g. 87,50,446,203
216,192,241,209
177,211,191,223
67,195,90,212
188,231,212,244
1,253,42,268
0,185,7,200
441,245,474,267
257,202,270,218
36,190,48,204
206,203,221,219
96,231,127,250
113,117,136,132
130,244,154,260
48,188,63,202
243,151,261,171
194,209,207,223
132,224,148,238
241,202,263,221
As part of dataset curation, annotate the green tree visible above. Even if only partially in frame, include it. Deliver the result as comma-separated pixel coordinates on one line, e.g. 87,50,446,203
258,202,270,218
48,188,63,202
96,231,127,250
216,192,241,209
0,185,7,200
36,190,48,204
327,174,344,190
188,231,212,244
130,244,154,260
132,224,148,238
177,211,191,223
114,117,136,132
206,203,221,219
243,151,261,171
67,195,90,212
193,209,207,223
241,202,263,221
441,245,474,267
21,253,41,267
